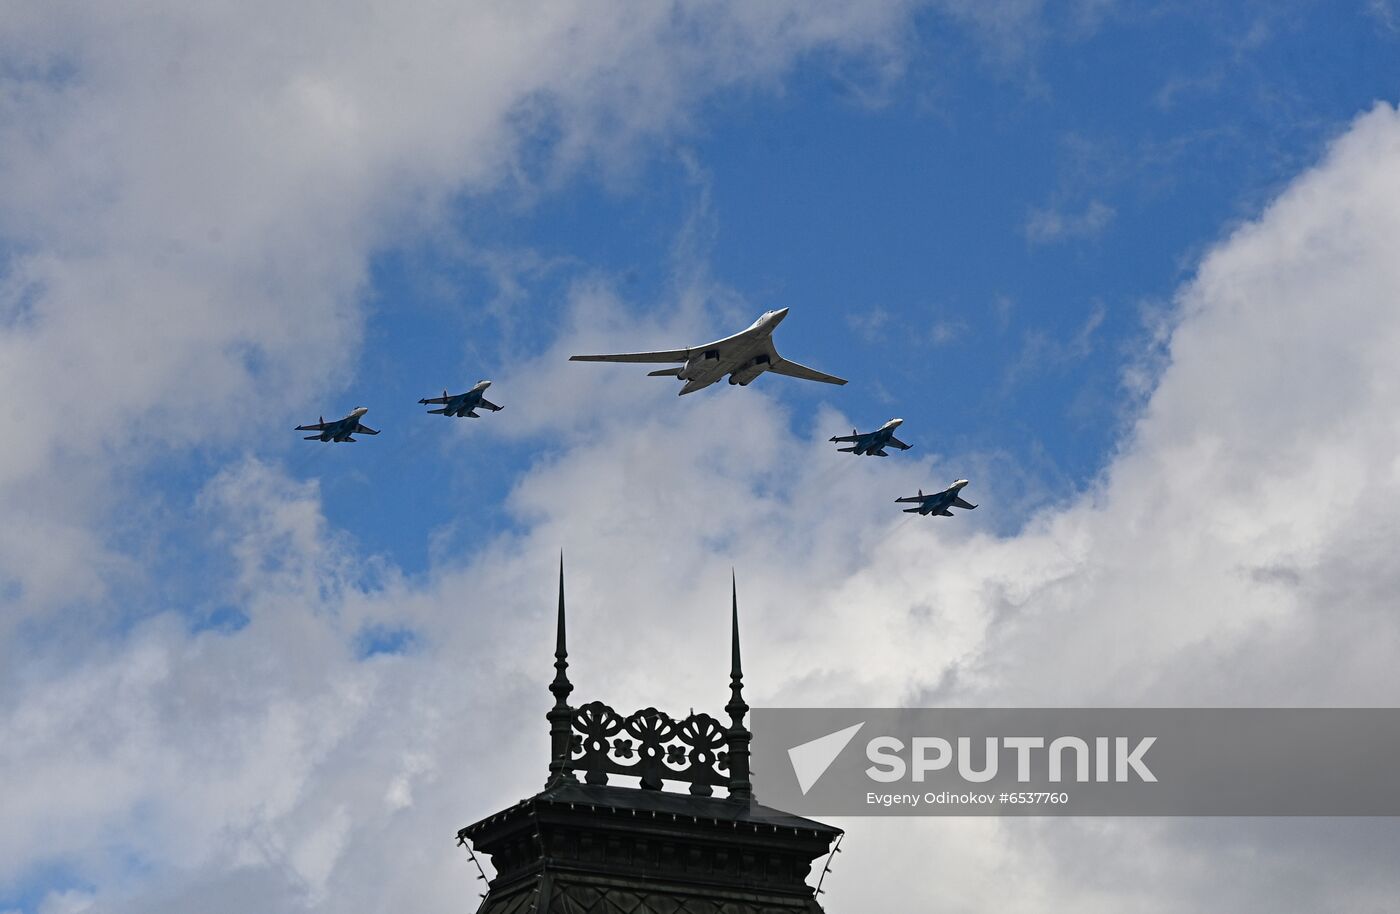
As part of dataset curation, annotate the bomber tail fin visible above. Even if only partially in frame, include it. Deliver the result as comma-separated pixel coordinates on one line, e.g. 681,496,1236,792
648,367,684,377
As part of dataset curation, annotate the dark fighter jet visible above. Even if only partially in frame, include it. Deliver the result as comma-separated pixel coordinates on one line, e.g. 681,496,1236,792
830,418,911,457
896,479,977,516
296,407,379,442
418,380,503,418
570,308,846,395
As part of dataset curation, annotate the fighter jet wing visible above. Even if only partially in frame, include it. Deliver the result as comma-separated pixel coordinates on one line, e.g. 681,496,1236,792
479,398,503,411
570,348,689,364
952,497,977,509
295,421,330,431
894,494,927,503
888,436,912,450
354,424,380,435
768,358,847,386
418,395,454,404
829,433,864,443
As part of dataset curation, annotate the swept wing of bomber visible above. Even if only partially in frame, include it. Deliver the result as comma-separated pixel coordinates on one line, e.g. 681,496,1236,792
569,308,847,395
896,479,977,516
419,380,503,418
830,418,911,457
296,407,379,442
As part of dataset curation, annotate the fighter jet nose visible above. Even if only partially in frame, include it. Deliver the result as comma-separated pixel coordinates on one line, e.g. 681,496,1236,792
774,307,790,319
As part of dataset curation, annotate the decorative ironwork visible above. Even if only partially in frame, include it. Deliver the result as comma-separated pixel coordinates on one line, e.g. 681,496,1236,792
547,562,755,798
565,701,730,793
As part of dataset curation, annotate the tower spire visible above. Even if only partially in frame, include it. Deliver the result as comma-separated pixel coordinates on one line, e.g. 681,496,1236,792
547,552,577,786
725,569,752,801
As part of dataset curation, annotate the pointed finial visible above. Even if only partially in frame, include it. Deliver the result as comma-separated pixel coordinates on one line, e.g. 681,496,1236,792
725,569,752,801
546,551,577,787
555,552,568,664
730,569,742,680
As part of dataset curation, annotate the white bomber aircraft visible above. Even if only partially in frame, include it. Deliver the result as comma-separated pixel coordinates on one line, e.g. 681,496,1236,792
569,308,847,395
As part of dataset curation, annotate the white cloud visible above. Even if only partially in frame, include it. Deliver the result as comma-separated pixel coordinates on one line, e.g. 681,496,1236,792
1371,0,1400,32
1025,198,1116,243
830,103,1400,909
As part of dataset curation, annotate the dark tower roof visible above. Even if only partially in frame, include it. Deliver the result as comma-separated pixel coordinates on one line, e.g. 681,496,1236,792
458,560,841,913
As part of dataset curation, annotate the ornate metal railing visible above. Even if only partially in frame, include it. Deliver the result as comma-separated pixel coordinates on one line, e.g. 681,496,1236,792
565,701,730,793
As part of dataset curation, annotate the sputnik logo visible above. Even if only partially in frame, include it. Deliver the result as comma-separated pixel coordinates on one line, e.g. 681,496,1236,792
787,722,866,795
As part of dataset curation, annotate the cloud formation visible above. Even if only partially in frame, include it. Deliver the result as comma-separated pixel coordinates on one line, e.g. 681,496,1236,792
1024,198,1116,243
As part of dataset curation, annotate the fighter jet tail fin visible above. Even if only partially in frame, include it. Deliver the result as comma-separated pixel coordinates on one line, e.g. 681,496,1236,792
902,507,922,514
647,367,684,377
427,407,449,414
304,434,322,440
837,446,858,452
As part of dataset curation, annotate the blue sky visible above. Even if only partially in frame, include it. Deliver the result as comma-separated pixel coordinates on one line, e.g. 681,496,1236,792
281,2,1400,573
5,2,1400,912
